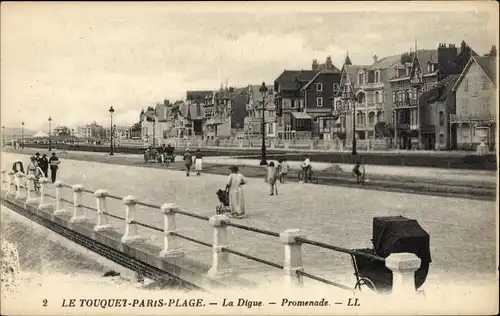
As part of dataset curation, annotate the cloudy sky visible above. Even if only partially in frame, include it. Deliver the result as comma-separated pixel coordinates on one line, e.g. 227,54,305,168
1,2,497,131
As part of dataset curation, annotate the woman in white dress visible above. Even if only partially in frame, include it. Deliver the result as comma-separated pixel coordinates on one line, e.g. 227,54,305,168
226,165,247,218
194,149,203,176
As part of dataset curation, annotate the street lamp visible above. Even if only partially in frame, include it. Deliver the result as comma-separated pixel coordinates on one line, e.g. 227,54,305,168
21,121,24,149
109,106,115,155
48,117,52,151
341,83,357,155
259,82,268,166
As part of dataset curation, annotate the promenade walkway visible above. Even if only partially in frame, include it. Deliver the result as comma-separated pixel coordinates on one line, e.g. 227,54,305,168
7,147,496,185
1,152,496,288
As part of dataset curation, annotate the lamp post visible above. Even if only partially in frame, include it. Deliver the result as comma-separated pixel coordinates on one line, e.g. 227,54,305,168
109,106,115,155
21,121,24,149
48,117,52,151
259,82,268,166
341,83,357,155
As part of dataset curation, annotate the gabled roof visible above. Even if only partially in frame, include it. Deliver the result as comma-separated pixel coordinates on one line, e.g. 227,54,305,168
249,84,274,103
186,90,213,101
301,69,341,90
452,56,497,91
275,70,318,90
422,74,459,103
368,54,402,70
340,64,369,88
389,49,438,80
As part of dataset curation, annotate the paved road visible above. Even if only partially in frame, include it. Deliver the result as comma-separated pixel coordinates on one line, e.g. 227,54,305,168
1,152,496,288
4,148,496,201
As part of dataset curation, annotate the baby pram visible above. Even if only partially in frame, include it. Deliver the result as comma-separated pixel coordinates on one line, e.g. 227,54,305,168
215,188,231,215
350,216,431,294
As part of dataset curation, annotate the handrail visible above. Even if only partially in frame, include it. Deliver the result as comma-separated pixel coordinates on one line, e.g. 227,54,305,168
296,237,385,262
171,232,212,248
222,247,284,270
132,220,163,232
223,221,280,237
296,270,355,292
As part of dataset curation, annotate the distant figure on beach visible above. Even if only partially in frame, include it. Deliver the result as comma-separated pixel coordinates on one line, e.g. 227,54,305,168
183,149,193,177
194,149,203,176
278,158,289,184
49,153,60,183
265,162,279,195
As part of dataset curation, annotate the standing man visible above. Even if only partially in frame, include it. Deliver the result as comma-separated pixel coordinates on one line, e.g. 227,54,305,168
48,152,60,183
39,153,49,177
183,148,193,177
34,152,41,163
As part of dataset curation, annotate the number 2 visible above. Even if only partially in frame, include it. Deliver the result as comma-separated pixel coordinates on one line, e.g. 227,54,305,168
43,299,48,307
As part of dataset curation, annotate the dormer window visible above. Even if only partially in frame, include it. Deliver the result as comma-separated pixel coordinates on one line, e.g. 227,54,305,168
406,67,411,77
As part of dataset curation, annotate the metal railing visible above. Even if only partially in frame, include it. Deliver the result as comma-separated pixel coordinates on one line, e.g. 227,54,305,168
0,169,422,294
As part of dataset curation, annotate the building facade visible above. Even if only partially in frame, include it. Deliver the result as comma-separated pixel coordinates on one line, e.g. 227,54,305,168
244,84,276,139
451,55,496,151
77,122,105,139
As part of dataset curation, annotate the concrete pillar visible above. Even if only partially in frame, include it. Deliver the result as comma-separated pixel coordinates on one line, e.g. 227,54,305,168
7,171,16,196
279,229,305,286
94,189,113,232
121,195,142,244
38,177,51,210
15,173,26,200
207,214,232,278
159,203,184,258
53,181,67,215
24,175,37,206
70,184,86,223
385,252,421,296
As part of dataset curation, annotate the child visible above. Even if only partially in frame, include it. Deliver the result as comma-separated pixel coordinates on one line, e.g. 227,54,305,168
265,162,279,196
278,158,289,184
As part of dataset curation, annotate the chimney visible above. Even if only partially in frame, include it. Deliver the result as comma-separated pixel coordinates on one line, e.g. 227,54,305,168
373,54,378,63
312,59,319,71
326,56,332,68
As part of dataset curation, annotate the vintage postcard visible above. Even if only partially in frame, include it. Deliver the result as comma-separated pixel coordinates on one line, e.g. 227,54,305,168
1,1,498,315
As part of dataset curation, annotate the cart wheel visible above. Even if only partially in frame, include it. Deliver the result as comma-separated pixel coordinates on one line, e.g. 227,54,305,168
355,277,378,294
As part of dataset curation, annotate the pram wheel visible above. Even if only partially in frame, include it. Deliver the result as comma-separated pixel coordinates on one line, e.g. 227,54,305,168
354,277,378,293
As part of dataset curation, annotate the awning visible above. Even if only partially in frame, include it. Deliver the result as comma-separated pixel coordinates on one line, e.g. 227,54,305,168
292,112,312,119
205,119,223,125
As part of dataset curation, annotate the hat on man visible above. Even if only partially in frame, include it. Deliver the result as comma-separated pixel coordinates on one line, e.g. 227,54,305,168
228,165,239,172
42,153,47,157
35,152,40,156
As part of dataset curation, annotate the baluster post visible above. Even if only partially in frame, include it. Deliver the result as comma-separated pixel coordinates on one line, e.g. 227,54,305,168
25,175,38,205
70,184,86,223
53,181,66,215
38,178,51,210
159,203,184,258
7,171,16,196
121,195,142,244
279,229,305,286
15,173,26,200
385,253,421,297
207,215,232,278
93,189,113,232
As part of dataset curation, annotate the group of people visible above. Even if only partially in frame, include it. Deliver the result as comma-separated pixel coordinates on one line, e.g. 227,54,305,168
182,148,203,177
12,152,60,192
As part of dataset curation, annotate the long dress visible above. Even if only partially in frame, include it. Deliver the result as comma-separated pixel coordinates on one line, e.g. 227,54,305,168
194,153,203,171
227,173,246,216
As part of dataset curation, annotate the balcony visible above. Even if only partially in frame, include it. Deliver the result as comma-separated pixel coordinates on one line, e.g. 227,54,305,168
367,102,383,110
450,114,496,123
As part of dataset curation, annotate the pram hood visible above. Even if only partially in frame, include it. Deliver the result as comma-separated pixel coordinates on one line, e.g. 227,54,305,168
372,216,431,264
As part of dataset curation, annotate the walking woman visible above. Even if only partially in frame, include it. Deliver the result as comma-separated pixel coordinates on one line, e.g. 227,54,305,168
226,165,247,219
183,148,193,177
194,149,203,176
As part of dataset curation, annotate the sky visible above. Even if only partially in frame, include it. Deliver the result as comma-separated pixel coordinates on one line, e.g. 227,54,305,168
1,2,498,132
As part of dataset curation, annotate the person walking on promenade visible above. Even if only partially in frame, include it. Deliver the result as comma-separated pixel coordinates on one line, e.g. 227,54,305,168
265,162,279,195
226,165,247,218
183,148,193,177
49,152,60,183
34,152,41,164
278,158,289,184
194,149,203,176
39,153,49,177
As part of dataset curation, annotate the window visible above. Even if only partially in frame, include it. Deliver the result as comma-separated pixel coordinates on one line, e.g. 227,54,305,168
482,76,489,90
316,83,323,92
290,99,296,108
358,73,364,85
440,133,445,144
375,71,380,83
316,97,323,107
464,78,469,92
439,111,444,126
375,92,380,103
392,91,397,103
